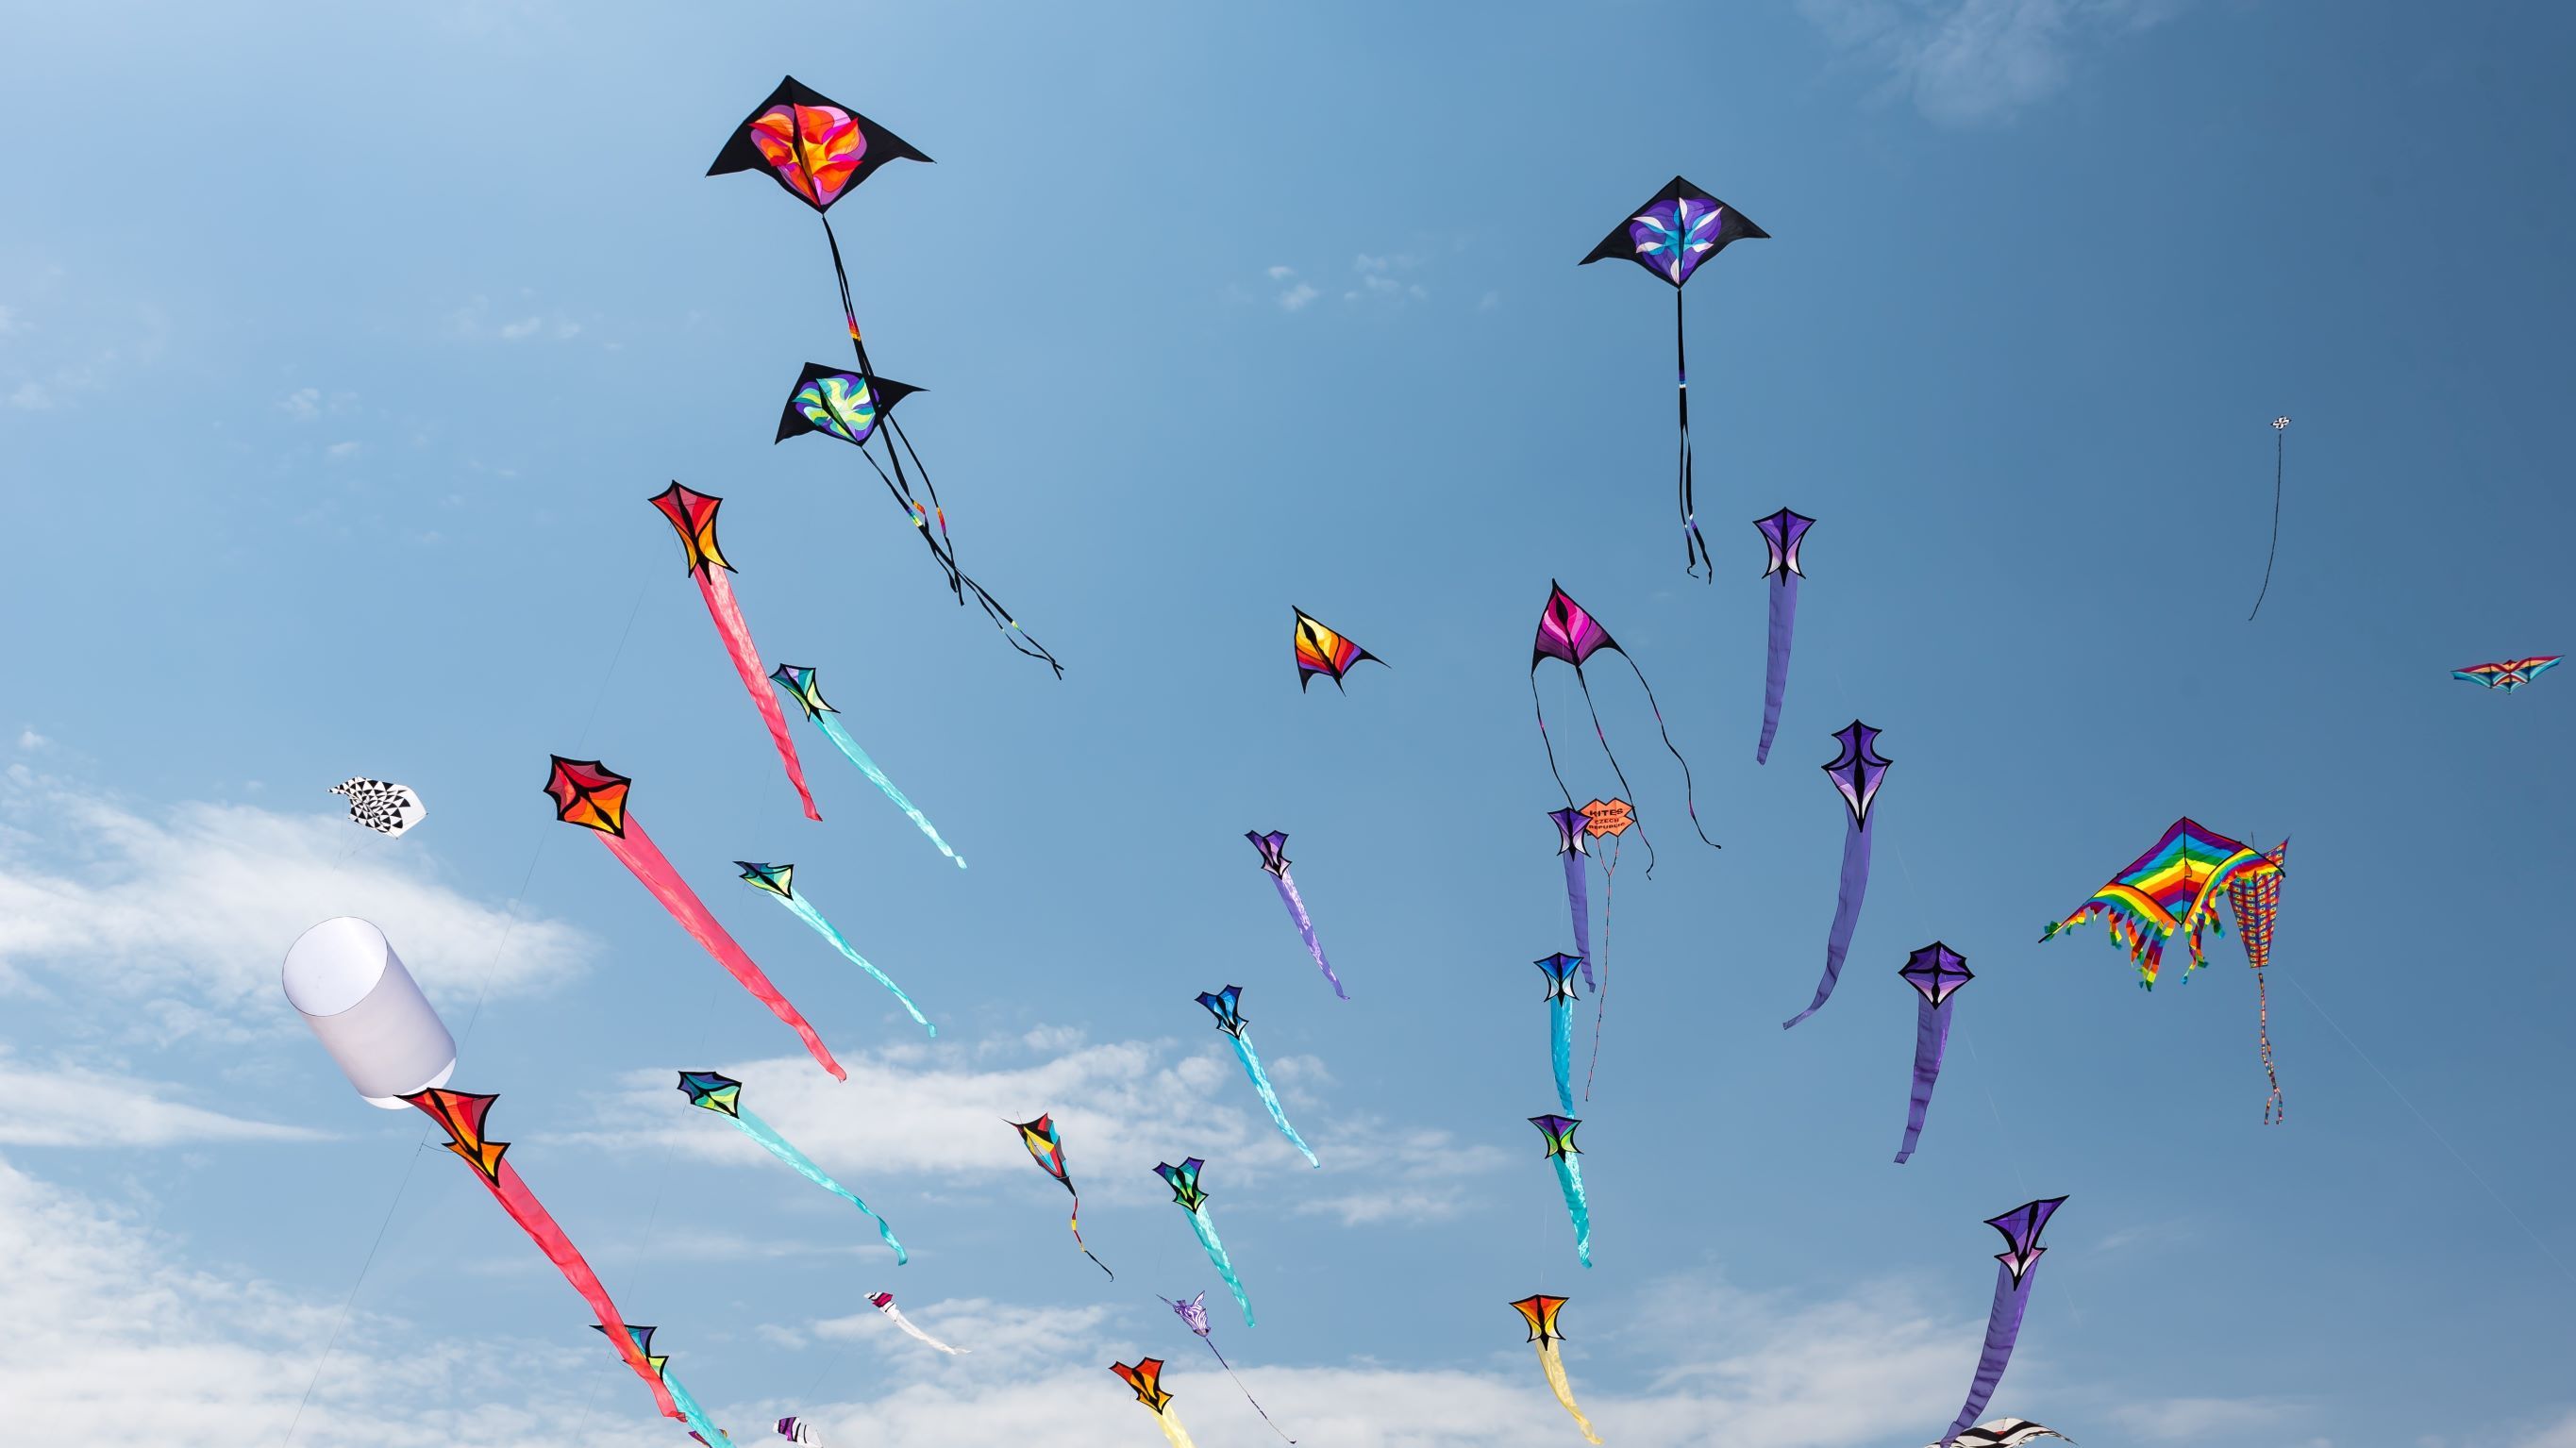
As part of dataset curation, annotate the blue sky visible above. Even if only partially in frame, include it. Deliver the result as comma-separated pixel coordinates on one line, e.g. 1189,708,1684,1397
4,2,2573,1444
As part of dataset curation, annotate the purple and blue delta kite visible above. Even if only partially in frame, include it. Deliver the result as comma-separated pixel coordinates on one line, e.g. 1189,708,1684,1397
1547,807,1597,990
1196,985,1318,1167
1752,508,1815,764
1937,1197,2067,1448
1894,943,1973,1165
1535,954,1584,1115
1580,177,1770,579
1530,1113,1594,1269
1245,830,1347,999
1156,1157,1255,1327
1784,722,1893,1029
1531,582,1721,875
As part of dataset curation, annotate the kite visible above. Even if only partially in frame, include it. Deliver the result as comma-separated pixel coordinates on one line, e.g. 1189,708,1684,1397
2038,818,2288,1121
1576,799,1634,1100
1783,722,1891,1030
869,1290,967,1355
768,664,966,869
1112,1358,1199,1448
1751,508,1815,764
1546,808,1597,991
1293,607,1385,692
546,757,845,1080
1509,1294,1602,1446
649,483,820,823
1936,1197,2067,1448
1010,1112,1114,1277
1535,953,1584,1116
1530,1114,1593,1269
1531,581,1719,874
1196,985,1319,1167
738,860,934,1036
677,1071,906,1263
1925,1419,2075,1448
1155,1157,1254,1327
2248,416,2290,621
1245,830,1348,999
1161,1290,1296,1442
594,1325,733,1446
1895,943,1973,1165
1579,176,1769,578
330,777,427,838
712,78,1059,674
402,1089,686,1427
776,1418,822,1445
2453,657,2561,691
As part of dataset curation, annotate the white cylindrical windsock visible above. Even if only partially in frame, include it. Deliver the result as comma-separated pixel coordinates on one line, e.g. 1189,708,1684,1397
282,917,457,1108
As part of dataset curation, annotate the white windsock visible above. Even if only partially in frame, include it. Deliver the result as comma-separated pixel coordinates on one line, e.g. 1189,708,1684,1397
282,917,457,1108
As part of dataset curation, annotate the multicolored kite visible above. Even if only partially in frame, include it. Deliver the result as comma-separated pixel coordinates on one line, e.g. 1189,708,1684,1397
776,1417,822,1445
2038,818,2288,1121
738,860,934,1036
2453,656,2561,691
649,483,819,823
711,78,1058,674
769,664,965,869
1784,722,1891,1030
1509,1294,1602,1446
869,1290,966,1355
1579,176,1769,578
1751,508,1815,764
1924,1420,2073,1448
1246,830,1347,999
1547,808,1597,992
677,1072,905,1262
546,757,844,1080
593,1325,733,1446
401,1088,684,1428
1895,943,1973,1166
1155,1157,1253,1327
1196,986,1318,1167
1531,582,1719,874
1936,1197,2067,1448
1010,1112,1113,1277
330,776,427,838
1293,607,1384,692
1530,1114,1593,1269
1112,1358,1199,1448
1161,1290,1295,1442
2248,416,2290,621
1535,953,1584,1116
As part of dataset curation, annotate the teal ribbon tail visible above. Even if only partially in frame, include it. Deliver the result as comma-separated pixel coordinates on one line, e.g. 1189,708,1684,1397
661,1368,732,1444
1231,1032,1319,1167
816,710,967,870
1549,999,1575,1116
1552,1157,1593,1269
1190,1206,1256,1326
737,1107,909,1264
782,889,935,1037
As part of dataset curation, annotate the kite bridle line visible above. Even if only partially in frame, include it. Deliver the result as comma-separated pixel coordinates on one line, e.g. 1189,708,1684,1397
2248,418,2285,621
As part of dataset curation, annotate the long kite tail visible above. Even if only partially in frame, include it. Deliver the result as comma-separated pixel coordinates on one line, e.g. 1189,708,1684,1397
1552,1157,1595,1269
1189,1207,1256,1326
811,711,966,869
1531,669,1576,811
1756,573,1799,764
1940,1268,2034,1448
2255,969,2284,1126
1562,849,1595,990
1550,999,1576,1117
1783,816,1871,1030
1678,287,1708,581
782,889,937,1037
600,822,845,1080
1231,1034,1320,1167
881,1302,969,1355
1895,995,1952,1165
1535,1340,1605,1446
1150,1409,1201,1448
1068,1192,1114,1278
737,1107,908,1264
696,569,821,822
467,1157,680,1423
1583,840,1619,1102
1204,1339,1296,1443
1273,872,1349,1000
2249,426,2283,622
1616,653,1720,853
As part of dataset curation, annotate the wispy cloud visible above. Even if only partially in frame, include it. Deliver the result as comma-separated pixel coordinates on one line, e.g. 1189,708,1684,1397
1798,0,2186,125
448,292,586,343
0,1052,326,1146
1347,252,1430,303
0,266,168,414
2517,1409,2576,1448
280,388,321,420
2111,1395,2304,1440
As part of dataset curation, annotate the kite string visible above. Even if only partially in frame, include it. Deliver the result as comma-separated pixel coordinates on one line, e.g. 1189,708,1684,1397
2248,426,2283,622
1615,652,1720,856
1581,837,1621,1102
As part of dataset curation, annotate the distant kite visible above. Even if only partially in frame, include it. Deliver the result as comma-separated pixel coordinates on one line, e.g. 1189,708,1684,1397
1011,1113,1113,1277
1196,986,1319,1167
594,1325,734,1447
1895,943,1974,1165
677,1071,905,1262
1161,1290,1295,1442
1531,581,1719,873
1751,508,1815,764
1293,607,1385,692
1935,1198,2066,1448
330,777,427,838
1784,722,1891,1030
1924,1420,2073,1448
2453,657,2560,691
2248,416,2290,621
1112,1358,1199,1448
649,483,820,822
738,860,934,1036
869,1291,966,1355
1535,954,1584,1117
1246,830,1348,999
1530,1114,1593,1269
771,664,965,868
1509,1294,1602,1446
776,1417,822,1445
1155,1157,1254,1327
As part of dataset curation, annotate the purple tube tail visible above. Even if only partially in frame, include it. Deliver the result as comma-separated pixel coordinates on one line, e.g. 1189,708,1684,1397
1940,1265,2033,1447
1783,815,1871,1029
1274,871,1348,1000
1895,995,1952,1164
1563,853,1595,990
1755,573,1798,764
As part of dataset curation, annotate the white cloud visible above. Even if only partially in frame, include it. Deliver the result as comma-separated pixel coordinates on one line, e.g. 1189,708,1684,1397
16,728,46,751
8,380,51,409
1265,265,1296,281
0,1052,326,1146
2112,1395,2301,1440
281,387,321,420
1278,282,1320,311
1798,0,2185,125
498,316,544,341
326,441,362,461
2518,1409,2576,1448
0,766,592,1035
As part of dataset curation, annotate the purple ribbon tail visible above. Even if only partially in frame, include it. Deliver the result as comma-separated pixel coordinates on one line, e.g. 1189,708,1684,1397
1939,1265,2034,1447
1276,871,1349,1000
1895,996,1952,1164
1755,574,1798,764
1784,816,1871,1029
1564,853,1594,990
